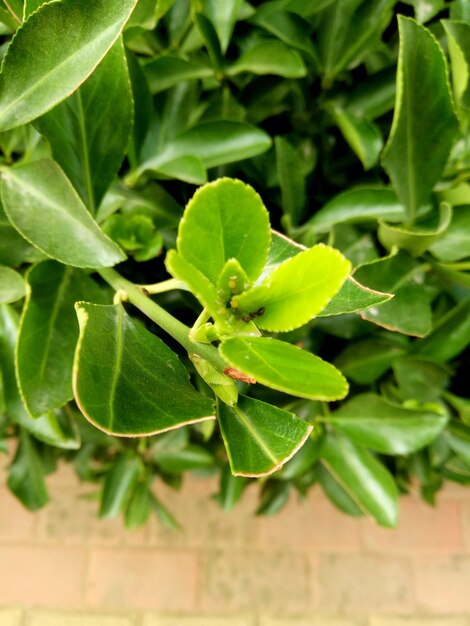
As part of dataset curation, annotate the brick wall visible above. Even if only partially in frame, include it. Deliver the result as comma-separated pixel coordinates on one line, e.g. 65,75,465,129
1,456,469,625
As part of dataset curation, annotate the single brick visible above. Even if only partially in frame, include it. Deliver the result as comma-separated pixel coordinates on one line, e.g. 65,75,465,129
200,550,311,612
317,555,414,613
0,485,36,543
414,555,470,612
370,617,468,626
258,617,361,626
257,491,362,552
0,546,85,607
363,497,462,554
28,611,136,626
0,608,23,626
85,548,198,610
142,616,255,626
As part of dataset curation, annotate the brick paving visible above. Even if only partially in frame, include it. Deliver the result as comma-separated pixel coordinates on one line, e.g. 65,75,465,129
1,454,470,625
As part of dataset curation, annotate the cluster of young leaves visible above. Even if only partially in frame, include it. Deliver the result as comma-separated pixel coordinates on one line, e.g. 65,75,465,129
0,0,469,529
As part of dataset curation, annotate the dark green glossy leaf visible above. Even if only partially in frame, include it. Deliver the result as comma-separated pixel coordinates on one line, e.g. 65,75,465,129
227,41,307,78
154,444,214,473
73,302,215,436
203,0,243,53
321,431,398,527
329,106,383,170
354,250,432,336
232,244,351,332
324,393,448,455
415,297,470,362
17,261,104,417
250,7,316,58
100,452,141,519
315,0,394,83
317,463,364,517
260,230,305,280
177,178,271,284
276,437,321,480
217,395,312,477
135,121,271,181
445,421,470,465
220,336,349,401
7,430,48,511
0,0,138,130
144,56,213,93
216,464,247,511
0,266,26,303
0,203,44,266
393,357,450,402
318,277,393,317
1,160,126,268
36,38,133,211
275,136,306,227
382,17,459,222
335,337,406,385
308,188,405,233
125,481,152,529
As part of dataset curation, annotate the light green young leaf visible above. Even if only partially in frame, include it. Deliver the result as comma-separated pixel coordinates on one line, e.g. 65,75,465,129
73,302,215,436
227,40,307,78
443,20,470,124
217,395,312,477
0,160,126,268
178,178,271,284
321,431,398,528
0,266,26,303
429,206,470,262
232,244,351,332
382,16,459,223
36,38,133,211
16,261,105,418
0,0,138,130
323,393,448,455
220,336,349,401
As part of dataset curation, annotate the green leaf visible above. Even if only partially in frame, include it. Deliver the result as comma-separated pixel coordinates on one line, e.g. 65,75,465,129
0,0,138,130
36,38,133,211
0,160,126,268
154,444,214,473
275,136,306,227
100,452,141,519
125,481,152,529
335,337,406,385
415,296,470,362
413,0,446,23
17,261,104,418
315,0,394,83
317,463,364,517
393,357,450,403
195,12,223,70
151,156,207,185
329,106,383,170
443,20,470,125
0,266,26,303
276,437,321,480
73,302,215,436
324,393,448,455
143,56,213,93
353,250,432,337
216,464,247,511
23,0,46,20
0,203,45,266
220,336,349,401
318,276,393,317
203,0,243,53
134,121,272,181
165,250,220,315
429,206,470,262
7,430,48,511
445,421,470,466
378,203,452,256
177,178,271,284
232,244,351,332
227,40,307,78
321,431,398,527
308,188,405,233
261,230,305,279
382,17,459,223
250,7,316,58
217,395,312,477
14,407,81,450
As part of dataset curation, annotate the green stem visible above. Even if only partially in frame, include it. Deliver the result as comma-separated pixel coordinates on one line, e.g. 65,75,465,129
141,278,188,294
98,268,227,373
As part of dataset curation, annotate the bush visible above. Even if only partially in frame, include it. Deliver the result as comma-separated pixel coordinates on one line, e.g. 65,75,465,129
0,0,469,529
